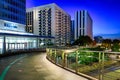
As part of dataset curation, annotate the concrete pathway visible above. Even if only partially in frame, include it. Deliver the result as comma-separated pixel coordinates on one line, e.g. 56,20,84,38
3,53,88,80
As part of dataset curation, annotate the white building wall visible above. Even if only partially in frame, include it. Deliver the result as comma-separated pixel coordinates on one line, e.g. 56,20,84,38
51,5,56,37
26,3,71,46
74,12,77,40
34,8,40,35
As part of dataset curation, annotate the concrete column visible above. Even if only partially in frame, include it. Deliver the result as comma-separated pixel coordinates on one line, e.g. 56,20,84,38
14,43,15,50
8,43,9,50
37,38,39,48
3,36,6,54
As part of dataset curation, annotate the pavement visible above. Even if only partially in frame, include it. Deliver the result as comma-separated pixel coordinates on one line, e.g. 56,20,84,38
0,53,88,80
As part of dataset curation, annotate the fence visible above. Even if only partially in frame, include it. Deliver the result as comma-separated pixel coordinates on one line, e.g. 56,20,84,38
46,48,120,80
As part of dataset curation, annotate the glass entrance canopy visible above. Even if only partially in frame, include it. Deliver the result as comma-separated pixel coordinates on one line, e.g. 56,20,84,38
0,31,54,54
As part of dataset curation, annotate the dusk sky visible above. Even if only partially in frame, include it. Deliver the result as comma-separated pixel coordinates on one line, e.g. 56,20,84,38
26,0,120,36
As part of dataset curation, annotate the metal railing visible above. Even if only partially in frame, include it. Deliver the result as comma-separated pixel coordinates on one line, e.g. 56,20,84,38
46,48,120,80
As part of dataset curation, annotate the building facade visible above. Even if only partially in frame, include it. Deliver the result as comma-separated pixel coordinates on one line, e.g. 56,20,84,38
74,10,93,40
26,3,71,46
71,20,75,43
0,0,26,32
0,0,54,54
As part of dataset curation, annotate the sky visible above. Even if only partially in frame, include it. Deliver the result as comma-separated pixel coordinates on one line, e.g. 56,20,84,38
26,0,120,36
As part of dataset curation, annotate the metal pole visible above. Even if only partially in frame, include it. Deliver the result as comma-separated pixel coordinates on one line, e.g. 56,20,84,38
47,48,49,59
50,49,52,60
76,51,78,73
64,53,67,67
99,52,102,80
101,52,105,80
99,52,105,80
62,50,65,67
54,49,56,63
46,48,48,56
66,54,68,67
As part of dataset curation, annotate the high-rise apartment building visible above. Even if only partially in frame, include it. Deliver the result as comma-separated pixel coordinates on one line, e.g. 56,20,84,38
26,3,71,46
74,10,93,40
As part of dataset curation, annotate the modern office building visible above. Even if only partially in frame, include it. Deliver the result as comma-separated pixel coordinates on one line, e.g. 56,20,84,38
74,10,93,40
0,0,26,32
71,20,75,43
26,3,71,46
0,0,54,54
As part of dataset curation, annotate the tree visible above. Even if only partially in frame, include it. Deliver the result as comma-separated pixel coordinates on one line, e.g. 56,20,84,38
102,39,112,49
113,39,120,44
111,39,120,51
73,36,93,46
94,36,103,43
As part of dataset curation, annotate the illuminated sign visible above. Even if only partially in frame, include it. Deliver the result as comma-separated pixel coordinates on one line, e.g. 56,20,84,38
4,22,17,29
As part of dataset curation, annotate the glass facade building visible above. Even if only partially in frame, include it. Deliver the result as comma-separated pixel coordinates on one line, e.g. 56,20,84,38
0,0,26,24
0,0,54,54
74,10,93,40
71,20,75,43
0,0,26,32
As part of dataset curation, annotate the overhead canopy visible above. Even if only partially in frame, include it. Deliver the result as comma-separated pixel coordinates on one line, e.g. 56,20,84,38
0,30,55,38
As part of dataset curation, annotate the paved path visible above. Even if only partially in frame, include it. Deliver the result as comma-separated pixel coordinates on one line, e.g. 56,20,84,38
0,53,88,80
